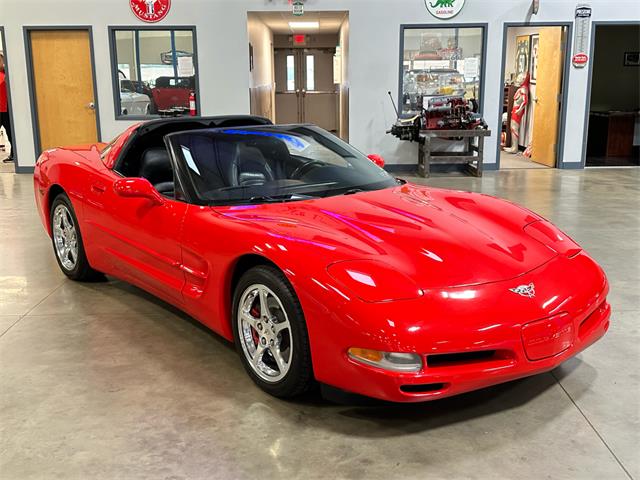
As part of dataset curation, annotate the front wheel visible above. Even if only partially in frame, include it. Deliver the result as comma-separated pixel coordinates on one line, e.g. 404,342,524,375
232,265,313,398
50,193,102,281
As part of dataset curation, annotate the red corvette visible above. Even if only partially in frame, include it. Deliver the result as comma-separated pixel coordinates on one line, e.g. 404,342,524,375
33,116,610,402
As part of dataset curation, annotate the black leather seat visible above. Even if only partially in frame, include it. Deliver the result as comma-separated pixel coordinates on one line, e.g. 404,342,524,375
229,145,275,186
138,147,174,196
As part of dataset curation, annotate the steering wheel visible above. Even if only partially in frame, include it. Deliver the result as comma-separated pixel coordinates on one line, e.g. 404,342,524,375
290,160,326,180
291,160,325,180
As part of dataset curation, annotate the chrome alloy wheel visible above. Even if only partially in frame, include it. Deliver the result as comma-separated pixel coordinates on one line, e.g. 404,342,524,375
52,204,79,271
237,284,293,383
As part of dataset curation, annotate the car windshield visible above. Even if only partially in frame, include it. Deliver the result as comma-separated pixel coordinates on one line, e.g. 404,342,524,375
168,125,397,205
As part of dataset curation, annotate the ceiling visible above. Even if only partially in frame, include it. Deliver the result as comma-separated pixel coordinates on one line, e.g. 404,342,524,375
249,11,348,35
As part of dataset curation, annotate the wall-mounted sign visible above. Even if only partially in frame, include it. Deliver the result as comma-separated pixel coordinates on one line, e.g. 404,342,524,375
424,0,466,20
572,53,589,66
292,1,304,17
130,0,171,23
572,4,591,68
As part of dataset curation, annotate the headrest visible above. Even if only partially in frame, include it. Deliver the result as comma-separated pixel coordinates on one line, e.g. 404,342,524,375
139,147,171,180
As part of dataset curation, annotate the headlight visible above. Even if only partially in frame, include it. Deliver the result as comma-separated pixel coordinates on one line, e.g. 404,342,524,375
348,347,423,373
524,220,582,257
327,259,423,302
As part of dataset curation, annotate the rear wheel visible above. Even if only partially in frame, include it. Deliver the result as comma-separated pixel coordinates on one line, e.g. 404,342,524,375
232,266,313,398
50,193,102,281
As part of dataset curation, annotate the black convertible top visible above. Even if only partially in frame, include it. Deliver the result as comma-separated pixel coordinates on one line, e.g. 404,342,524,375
114,116,273,177
136,115,273,136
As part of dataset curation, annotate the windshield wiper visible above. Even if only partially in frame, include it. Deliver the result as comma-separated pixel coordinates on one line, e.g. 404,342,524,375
342,188,364,195
248,195,287,203
212,194,317,206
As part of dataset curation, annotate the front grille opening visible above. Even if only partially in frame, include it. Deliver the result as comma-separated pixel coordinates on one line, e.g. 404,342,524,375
400,383,447,394
427,349,510,367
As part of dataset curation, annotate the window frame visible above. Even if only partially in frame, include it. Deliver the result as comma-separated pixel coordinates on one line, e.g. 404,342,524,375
398,23,488,115
108,25,200,121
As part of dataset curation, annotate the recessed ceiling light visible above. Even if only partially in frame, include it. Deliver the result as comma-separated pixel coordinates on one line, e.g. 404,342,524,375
289,21,320,30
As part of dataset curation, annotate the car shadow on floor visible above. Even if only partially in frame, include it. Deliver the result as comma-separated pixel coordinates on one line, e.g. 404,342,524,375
106,277,595,435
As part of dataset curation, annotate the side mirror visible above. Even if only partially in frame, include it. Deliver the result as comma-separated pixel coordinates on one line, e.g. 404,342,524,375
367,154,385,168
113,177,165,206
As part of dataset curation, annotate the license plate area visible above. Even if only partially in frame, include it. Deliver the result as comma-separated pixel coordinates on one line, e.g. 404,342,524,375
521,313,574,361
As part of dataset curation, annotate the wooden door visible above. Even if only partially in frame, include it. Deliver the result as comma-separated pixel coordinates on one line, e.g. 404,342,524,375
531,27,565,167
29,30,98,153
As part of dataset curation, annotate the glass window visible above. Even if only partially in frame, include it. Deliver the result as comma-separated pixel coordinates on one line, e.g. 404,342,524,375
110,27,198,118
168,125,396,205
400,26,484,114
286,55,295,91
306,55,315,91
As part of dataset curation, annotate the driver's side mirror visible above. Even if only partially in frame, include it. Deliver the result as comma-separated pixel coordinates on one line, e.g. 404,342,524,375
367,154,385,168
113,177,165,206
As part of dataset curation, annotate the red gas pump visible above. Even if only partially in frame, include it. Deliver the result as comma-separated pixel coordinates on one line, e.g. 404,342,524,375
189,91,196,116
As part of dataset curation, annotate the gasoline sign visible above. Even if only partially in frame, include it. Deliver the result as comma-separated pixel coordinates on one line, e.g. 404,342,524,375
424,0,466,20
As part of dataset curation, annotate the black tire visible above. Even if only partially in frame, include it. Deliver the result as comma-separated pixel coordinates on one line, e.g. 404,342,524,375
232,265,314,398
50,193,102,281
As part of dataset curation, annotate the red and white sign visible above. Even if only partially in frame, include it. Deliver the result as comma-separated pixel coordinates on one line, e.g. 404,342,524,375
572,53,589,67
130,0,171,23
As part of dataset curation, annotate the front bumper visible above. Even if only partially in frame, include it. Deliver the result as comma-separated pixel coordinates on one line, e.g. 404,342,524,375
301,251,610,402
339,300,609,402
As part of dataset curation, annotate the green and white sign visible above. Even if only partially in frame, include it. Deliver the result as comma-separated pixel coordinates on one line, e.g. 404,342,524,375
292,1,304,16
424,0,465,20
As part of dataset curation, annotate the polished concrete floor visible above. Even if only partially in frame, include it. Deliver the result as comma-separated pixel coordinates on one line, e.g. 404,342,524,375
499,150,548,169
1,168,638,480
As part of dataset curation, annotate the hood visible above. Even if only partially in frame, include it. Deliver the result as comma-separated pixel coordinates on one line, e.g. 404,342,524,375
216,184,556,289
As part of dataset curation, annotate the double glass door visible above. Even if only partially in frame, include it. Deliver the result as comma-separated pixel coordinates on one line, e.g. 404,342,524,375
275,48,337,132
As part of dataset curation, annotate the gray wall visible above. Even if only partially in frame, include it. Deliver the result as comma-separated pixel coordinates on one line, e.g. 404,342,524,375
590,24,640,112
2,0,640,169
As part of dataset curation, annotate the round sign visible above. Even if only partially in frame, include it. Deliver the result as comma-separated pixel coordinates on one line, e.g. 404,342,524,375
424,0,466,20
572,53,589,67
130,0,171,23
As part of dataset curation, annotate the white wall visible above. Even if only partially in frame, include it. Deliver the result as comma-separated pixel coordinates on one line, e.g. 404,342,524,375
1,0,640,169
338,16,350,141
247,13,274,120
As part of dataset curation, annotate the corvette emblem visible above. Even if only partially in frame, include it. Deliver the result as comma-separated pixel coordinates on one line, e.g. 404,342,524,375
509,283,535,298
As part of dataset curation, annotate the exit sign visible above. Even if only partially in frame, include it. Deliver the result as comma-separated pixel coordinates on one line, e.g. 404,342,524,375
293,34,306,45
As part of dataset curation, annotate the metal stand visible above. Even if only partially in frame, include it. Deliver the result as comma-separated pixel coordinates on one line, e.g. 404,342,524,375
418,129,491,178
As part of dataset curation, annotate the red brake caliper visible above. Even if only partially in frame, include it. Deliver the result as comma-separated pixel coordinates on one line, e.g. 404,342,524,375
250,305,260,345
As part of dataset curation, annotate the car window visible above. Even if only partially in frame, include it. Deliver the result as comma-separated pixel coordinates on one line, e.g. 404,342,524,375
169,125,396,205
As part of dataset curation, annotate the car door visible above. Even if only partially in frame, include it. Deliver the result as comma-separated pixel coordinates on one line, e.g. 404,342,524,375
83,165,188,306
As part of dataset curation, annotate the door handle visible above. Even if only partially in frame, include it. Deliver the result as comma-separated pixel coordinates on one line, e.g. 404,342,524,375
87,102,96,110
91,183,106,194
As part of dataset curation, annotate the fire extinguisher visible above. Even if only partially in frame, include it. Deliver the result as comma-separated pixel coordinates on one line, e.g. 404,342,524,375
189,91,196,116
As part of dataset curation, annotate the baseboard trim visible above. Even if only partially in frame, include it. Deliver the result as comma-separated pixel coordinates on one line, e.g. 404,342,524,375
384,164,417,173
385,162,498,175
561,162,584,170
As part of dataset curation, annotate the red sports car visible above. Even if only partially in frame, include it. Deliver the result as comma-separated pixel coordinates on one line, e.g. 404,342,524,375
33,116,610,402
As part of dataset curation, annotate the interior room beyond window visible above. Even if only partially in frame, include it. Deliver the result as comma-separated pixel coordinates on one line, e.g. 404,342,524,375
111,28,197,118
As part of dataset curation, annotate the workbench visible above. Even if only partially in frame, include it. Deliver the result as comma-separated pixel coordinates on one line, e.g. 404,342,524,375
417,129,491,178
